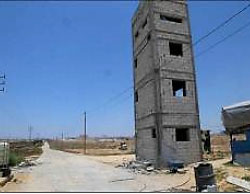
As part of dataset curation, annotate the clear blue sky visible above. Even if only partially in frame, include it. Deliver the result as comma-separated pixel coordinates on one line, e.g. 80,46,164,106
0,1,249,139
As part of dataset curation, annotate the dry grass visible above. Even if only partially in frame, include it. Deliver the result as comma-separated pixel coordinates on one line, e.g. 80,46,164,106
87,154,135,166
242,175,250,181
215,168,227,182
201,134,250,191
48,138,135,156
8,140,44,166
210,134,230,153
203,134,231,161
9,140,43,157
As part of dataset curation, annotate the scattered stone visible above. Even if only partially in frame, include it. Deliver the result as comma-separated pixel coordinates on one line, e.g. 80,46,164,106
146,166,154,172
13,178,22,184
18,159,39,168
0,174,14,187
235,188,246,192
116,159,187,175
116,160,158,175
18,162,26,168
153,169,161,174
115,164,123,168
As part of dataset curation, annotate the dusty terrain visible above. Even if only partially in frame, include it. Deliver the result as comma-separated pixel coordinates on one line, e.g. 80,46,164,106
48,135,250,192
48,138,134,156
2,143,196,192
87,154,135,167
8,140,43,167
204,134,250,192
88,154,250,192
2,135,250,192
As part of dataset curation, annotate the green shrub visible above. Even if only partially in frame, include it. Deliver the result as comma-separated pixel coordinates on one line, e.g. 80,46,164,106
8,152,24,167
242,175,250,182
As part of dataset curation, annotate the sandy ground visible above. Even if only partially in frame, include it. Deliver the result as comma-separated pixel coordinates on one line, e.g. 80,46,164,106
85,154,136,166
1,142,196,192
3,141,250,192
86,154,250,192
64,148,133,156
211,159,250,192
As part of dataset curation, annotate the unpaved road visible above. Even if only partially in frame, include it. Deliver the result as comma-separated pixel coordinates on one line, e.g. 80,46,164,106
2,142,196,192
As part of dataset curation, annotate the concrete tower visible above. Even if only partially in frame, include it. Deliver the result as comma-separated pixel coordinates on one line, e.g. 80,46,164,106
132,0,202,167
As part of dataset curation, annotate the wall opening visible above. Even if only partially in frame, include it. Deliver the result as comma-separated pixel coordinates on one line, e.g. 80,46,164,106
160,14,182,23
135,91,138,102
135,31,139,39
134,59,137,68
147,34,151,41
176,128,189,141
152,128,157,138
169,42,183,56
172,80,186,97
142,18,147,29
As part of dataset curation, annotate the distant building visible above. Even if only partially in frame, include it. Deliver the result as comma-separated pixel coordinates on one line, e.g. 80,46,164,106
131,0,202,167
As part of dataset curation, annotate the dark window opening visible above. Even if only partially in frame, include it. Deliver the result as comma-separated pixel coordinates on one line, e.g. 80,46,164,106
160,14,182,23
176,128,189,141
134,59,137,68
142,19,147,29
147,34,151,41
135,31,139,39
169,42,183,56
152,128,157,138
135,91,138,102
172,80,186,97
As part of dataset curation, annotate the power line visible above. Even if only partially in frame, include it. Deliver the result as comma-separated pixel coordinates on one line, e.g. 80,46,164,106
196,20,250,58
87,86,133,114
158,19,250,75
165,2,250,67
89,93,133,118
82,94,133,138
104,93,133,111
86,2,250,116
193,2,250,46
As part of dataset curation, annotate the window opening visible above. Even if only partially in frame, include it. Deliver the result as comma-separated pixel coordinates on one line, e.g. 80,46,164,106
169,42,183,56
176,128,189,141
172,80,186,97
160,15,182,23
152,128,157,138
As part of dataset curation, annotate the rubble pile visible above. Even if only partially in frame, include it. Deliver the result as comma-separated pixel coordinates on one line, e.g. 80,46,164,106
117,160,167,175
116,159,187,175
18,159,38,168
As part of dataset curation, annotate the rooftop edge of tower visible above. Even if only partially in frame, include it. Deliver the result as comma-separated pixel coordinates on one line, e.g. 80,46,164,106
132,0,187,26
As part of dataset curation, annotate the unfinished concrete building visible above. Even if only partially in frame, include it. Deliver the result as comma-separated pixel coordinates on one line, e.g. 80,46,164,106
132,0,202,167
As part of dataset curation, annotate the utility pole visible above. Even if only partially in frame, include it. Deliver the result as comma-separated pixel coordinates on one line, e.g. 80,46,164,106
28,125,33,141
84,111,87,154
61,131,64,150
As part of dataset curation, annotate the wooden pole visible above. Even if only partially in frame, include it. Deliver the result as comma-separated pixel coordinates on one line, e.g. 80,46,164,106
84,112,87,154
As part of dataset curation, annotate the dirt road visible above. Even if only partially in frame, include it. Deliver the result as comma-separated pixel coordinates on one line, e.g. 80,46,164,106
2,142,195,192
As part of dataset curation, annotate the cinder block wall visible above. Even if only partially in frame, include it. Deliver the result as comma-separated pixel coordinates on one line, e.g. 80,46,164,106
132,0,202,166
